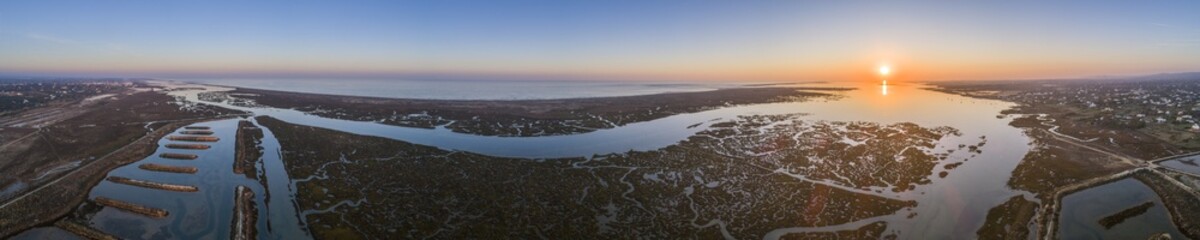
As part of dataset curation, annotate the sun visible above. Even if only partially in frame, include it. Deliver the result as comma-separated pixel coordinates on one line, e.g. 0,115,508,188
878,65,890,76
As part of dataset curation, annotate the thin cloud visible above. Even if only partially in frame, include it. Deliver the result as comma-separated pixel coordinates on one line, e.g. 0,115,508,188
21,32,143,56
25,32,80,45
1155,39,1200,47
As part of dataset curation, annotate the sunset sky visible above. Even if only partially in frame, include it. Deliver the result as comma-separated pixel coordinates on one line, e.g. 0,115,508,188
1,1,1198,82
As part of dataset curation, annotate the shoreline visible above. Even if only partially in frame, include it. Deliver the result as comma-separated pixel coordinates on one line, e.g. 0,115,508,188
254,113,961,238
212,81,849,137
169,78,851,102
928,80,1200,239
171,78,840,101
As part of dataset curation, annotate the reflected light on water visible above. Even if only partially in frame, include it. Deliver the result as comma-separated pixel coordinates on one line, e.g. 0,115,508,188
881,80,888,96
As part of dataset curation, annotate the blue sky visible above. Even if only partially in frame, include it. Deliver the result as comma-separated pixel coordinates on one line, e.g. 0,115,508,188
1,1,1198,81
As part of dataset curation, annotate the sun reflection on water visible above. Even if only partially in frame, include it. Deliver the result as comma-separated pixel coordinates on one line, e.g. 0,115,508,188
881,80,888,96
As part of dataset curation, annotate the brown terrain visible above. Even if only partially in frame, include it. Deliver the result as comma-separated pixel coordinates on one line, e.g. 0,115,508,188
256,112,972,239
1005,119,1133,200
1135,170,1200,239
229,86,846,136
3,78,1196,239
930,79,1200,159
976,196,1039,240
0,81,245,237
234,120,264,179
0,120,207,236
933,79,1200,239
780,221,889,239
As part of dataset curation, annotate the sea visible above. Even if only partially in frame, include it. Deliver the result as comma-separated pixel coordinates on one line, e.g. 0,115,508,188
185,78,746,100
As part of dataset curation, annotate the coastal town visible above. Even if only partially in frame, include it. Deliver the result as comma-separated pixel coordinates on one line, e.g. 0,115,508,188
933,75,1200,159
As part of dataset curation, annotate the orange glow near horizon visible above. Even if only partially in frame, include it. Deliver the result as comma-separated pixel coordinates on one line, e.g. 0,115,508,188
3,2,1199,82
3,47,1193,82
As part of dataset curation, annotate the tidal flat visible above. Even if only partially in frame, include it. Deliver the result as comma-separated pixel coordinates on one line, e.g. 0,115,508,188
146,80,1040,239
4,79,1198,239
257,113,970,239
224,86,846,137
934,79,1200,239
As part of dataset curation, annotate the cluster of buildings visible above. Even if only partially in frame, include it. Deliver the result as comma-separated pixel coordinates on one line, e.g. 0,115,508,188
1003,80,1200,131
0,79,131,113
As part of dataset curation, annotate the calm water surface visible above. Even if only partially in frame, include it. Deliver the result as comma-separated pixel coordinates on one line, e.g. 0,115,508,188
1160,155,1200,175
186,78,738,100
1057,178,1185,239
163,80,1036,239
72,119,309,240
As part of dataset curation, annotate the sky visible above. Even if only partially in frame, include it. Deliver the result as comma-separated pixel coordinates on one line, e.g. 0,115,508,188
1,1,1199,82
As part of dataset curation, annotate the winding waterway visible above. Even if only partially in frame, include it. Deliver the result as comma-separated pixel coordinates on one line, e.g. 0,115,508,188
158,80,1036,239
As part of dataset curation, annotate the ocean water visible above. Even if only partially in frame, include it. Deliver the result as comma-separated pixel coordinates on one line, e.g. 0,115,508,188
183,78,745,100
